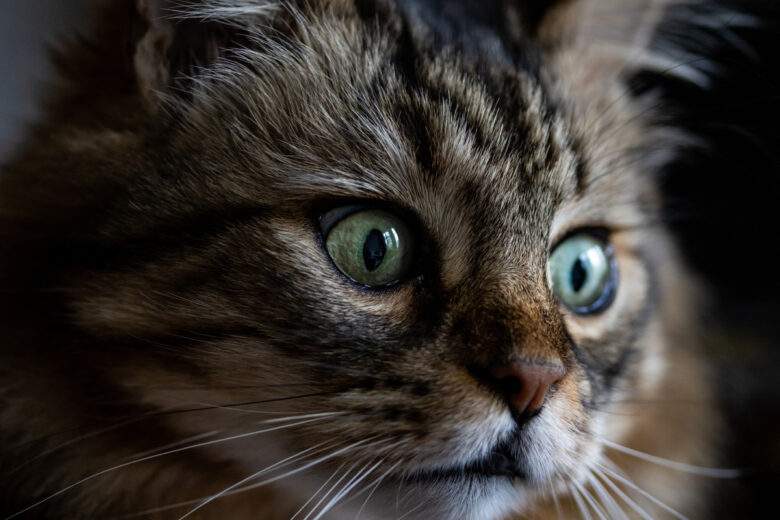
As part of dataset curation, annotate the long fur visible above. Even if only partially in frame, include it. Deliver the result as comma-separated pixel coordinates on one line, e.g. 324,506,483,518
0,1,748,518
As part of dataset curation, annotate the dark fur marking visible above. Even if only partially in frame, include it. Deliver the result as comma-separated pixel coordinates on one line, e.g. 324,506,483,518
85,204,268,271
410,381,431,396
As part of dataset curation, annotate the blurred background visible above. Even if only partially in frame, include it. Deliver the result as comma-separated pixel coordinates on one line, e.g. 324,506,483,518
0,1,88,160
1,0,778,517
648,2,780,516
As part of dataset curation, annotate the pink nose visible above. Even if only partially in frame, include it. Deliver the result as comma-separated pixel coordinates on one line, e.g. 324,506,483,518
490,360,566,418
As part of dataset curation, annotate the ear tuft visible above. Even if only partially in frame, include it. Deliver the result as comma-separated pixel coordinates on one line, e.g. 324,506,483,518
531,0,756,89
516,0,574,38
133,0,265,109
135,0,175,107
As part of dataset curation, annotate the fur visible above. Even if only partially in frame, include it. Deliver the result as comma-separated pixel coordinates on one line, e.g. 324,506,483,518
0,1,742,518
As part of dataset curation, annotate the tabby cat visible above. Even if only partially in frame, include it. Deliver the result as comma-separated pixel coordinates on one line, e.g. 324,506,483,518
0,0,738,518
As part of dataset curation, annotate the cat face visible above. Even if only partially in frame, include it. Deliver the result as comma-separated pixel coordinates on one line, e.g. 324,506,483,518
1,1,680,518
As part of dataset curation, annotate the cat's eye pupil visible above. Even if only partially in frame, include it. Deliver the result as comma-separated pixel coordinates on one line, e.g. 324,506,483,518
363,229,387,271
570,257,587,292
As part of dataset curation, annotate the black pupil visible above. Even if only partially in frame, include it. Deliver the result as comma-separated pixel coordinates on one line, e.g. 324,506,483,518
570,256,588,292
363,229,387,271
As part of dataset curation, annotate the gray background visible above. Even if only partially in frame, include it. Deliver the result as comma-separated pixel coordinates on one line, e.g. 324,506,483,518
0,1,88,160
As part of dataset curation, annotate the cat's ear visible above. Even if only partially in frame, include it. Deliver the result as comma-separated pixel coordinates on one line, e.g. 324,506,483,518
524,0,730,89
514,0,575,39
133,0,275,108
524,0,670,78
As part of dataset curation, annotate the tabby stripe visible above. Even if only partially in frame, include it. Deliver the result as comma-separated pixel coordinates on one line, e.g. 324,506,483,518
81,204,268,270
388,13,506,164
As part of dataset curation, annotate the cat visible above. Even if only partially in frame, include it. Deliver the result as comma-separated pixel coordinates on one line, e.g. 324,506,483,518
0,0,741,518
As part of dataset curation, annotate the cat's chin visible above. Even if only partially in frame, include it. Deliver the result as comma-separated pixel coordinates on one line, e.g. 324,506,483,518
353,410,599,520
359,473,543,520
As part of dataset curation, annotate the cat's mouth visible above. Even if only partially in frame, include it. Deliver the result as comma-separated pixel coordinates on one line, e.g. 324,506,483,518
410,438,527,482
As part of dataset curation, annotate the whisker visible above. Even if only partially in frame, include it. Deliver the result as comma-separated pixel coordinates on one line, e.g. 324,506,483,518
184,400,342,417
567,480,592,520
596,436,741,478
307,441,404,520
141,383,333,390
352,460,403,519
289,461,349,520
5,413,163,476
122,430,222,462
218,437,389,507
5,416,332,519
394,475,404,513
572,478,607,520
309,459,384,520
152,392,342,416
549,480,563,520
118,440,346,518
590,466,653,520
302,461,361,520
259,412,344,424
177,440,332,519
8,390,341,465
597,462,689,520
395,483,418,510
585,469,627,520
396,499,426,520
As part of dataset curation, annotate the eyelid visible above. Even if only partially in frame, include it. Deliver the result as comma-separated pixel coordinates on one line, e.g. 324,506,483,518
549,226,611,252
318,205,369,236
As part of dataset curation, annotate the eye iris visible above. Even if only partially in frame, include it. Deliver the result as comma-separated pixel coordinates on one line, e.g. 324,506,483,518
547,234,616,314
363,229,387,271
322,208,413,287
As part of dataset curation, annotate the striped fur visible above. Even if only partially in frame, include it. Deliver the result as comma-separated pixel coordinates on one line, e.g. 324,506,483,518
0,1,744,518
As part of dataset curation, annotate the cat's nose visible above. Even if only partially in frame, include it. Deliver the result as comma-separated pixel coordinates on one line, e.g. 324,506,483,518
489,360,566,419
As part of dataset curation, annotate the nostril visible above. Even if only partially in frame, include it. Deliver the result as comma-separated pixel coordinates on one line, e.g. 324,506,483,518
495,373,523,395
486,360,566,419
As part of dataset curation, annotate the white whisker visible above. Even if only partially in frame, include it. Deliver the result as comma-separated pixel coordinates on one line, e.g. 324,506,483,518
549,480,563,520
119,441,345,518
585,469,627,520
310,459,383,520
178,441,331,519
130,438,386,518
597,436,741,478
290,462,348,520
5,416,331,519
591,466,652,520
302,462,361,520
6,413,164,476
260,412,344,425
397,499,426,520
210,436,388,501
572,478,607,520
597,463,689,520
568,480,592,520
122,430,222,462
350,459,404,519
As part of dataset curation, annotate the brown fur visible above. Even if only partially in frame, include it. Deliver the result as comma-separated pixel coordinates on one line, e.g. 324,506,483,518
0,1,728,518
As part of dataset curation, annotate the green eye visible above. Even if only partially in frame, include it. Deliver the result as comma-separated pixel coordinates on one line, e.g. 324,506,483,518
322,208,414,287
547,234,617,314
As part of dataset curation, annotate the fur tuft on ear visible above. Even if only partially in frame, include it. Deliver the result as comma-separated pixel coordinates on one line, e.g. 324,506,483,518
135,0,174,105
532,0,755,88
526,0,757,194
133,0,279,108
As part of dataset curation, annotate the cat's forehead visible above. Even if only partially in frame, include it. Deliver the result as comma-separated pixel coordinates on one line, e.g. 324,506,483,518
176,3,580,213
160,0,587,293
